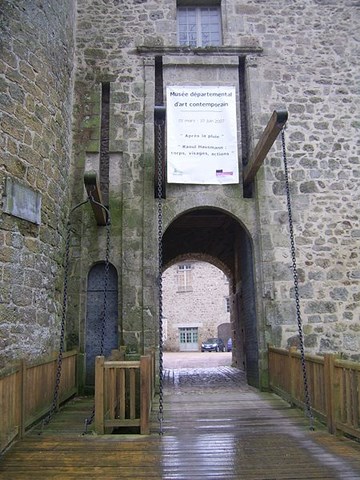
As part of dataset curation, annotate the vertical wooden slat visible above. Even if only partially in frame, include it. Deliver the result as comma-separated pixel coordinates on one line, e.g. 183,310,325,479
351,370,358,428
129,369,136,419
54,356,60,412
115,366,120,419
140,356,150,435
333,363,341,430
352,371,360,428
314,361,319,408
119,369,126,420
340,368,346,423
95,356,105,434
324,354,335,434
289,347,297,404
150,351,154,398
20,360,26,439
108,367,116,419
346,370,352,425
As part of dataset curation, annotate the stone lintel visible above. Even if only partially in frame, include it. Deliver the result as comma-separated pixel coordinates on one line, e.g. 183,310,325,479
136,45,263,57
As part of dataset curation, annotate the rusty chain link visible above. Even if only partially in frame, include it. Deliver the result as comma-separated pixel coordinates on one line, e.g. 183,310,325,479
155,112,165,435
41,192,111,434
41,221,72,430
281,128,314,431
41,197,89,431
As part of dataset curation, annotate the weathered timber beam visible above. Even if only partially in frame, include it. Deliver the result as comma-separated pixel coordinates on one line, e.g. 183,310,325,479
243,110,288,186
84,171,107,226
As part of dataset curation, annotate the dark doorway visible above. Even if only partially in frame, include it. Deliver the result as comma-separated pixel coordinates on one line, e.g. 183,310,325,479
85,262,118,387
162,207,259,387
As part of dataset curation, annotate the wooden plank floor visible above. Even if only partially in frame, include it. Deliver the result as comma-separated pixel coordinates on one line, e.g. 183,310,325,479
1,366,360,479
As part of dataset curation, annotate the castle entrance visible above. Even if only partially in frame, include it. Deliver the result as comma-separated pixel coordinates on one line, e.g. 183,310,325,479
162,207,260,387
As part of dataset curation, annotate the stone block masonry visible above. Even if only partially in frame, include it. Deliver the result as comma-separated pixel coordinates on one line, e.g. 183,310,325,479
1,0,359,383
72,0,360,364
246,0,360,360
0,0,77,367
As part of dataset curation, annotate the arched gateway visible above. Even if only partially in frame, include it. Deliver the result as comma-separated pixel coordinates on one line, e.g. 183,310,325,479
162,207,260,387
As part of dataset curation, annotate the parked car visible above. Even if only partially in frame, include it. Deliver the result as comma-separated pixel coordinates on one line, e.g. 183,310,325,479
227,338,232,352
201,338,226,352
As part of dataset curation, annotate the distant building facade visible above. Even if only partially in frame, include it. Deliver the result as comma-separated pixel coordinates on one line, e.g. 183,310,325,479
163,261,231,352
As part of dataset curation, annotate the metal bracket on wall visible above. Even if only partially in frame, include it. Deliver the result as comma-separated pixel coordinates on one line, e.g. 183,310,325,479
84,170,107,226
243,110,288,186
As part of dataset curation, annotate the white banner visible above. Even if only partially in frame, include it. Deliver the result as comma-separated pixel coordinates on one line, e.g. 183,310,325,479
166,86,239,184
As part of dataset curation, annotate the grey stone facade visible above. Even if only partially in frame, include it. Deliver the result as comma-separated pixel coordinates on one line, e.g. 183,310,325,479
162,261,230,352
0,0,359,387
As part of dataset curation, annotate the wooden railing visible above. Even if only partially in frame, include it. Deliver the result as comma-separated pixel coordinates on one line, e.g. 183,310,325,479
268,346,360,439
0,350,78,453
95,352,156,435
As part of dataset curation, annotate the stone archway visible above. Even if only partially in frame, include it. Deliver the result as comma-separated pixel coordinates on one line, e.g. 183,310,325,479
162,207,259,387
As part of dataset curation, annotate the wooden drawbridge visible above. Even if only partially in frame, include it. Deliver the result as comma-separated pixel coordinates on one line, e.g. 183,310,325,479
1,364,360,479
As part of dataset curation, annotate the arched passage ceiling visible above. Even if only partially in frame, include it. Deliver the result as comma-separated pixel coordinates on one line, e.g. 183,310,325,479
162,208,243,277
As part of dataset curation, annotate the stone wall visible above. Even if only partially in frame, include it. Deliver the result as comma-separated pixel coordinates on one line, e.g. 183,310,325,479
162,261,230,351
72,0,360,366
0,0,357,378
241,0,360,360
0,0,76,367
72,0,175,354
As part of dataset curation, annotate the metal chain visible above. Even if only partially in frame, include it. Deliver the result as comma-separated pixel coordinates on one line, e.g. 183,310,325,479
40,198,89,433
41,221,72,430
281,128,314,431
41,193,111,434
100,218,111,356
155,117,165,435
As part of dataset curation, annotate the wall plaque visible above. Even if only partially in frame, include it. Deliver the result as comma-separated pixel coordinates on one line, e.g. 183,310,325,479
3,177,41,225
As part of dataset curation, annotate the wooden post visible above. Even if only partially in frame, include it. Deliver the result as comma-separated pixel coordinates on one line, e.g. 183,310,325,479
140,356,150,435
324,354,336,434
243,110,288,186
95,356,105,434
84,171,107,226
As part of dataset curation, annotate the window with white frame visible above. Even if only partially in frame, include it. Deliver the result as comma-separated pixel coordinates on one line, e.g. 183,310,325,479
177,264,193,292
179,327,198,344
177,6,222,47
